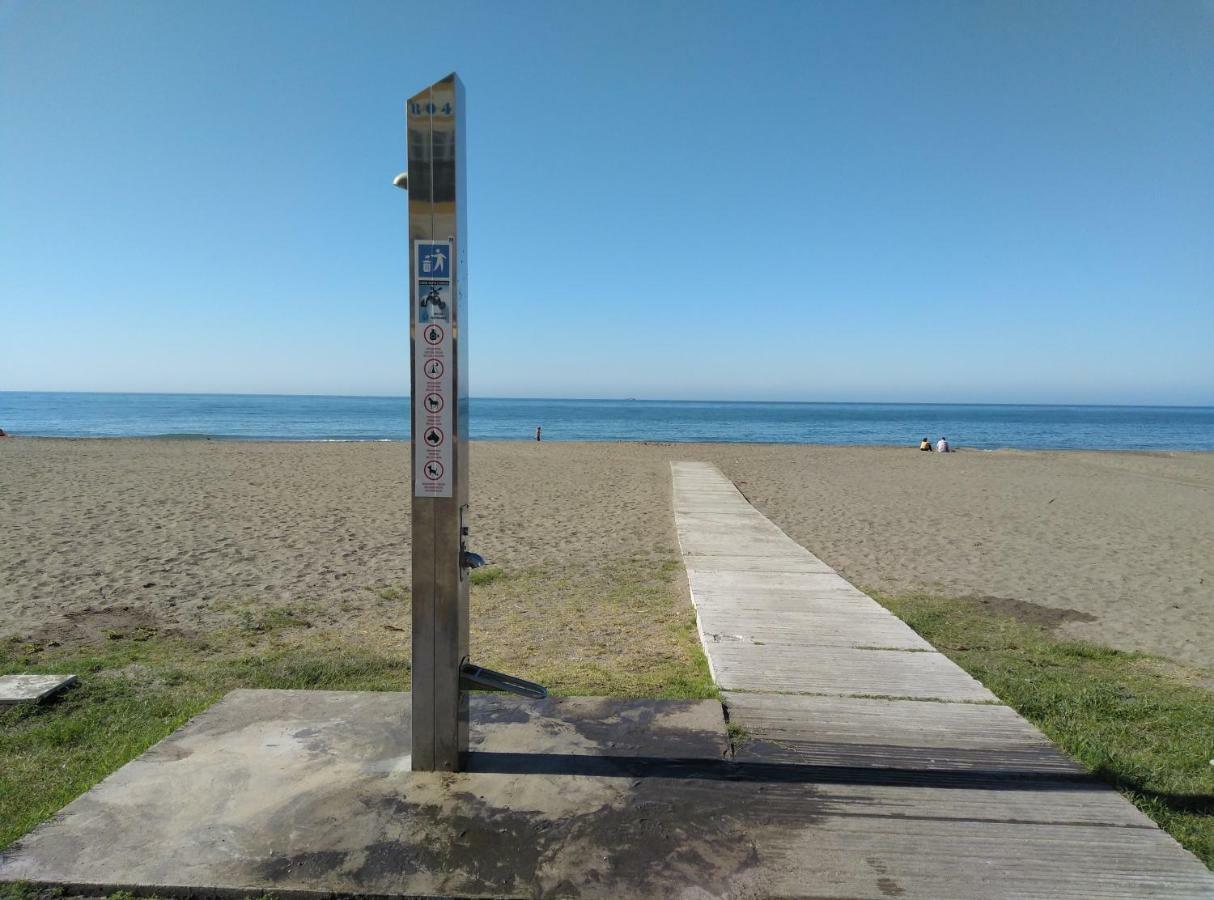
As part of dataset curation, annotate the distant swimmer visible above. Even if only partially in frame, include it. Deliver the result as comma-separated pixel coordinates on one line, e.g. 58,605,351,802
936,436,951,453
919,437,933,451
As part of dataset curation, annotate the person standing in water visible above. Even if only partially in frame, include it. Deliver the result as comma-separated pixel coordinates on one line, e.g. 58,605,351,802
535,426,542,442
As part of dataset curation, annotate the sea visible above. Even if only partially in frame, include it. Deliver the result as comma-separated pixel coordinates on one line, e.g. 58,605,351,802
0,393,1211,451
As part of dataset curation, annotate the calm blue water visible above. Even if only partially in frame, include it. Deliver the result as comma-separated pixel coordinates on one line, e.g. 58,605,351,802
0,393,1211,451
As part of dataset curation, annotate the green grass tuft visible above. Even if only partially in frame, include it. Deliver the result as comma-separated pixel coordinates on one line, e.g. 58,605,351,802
726,721,751,749
371,584,409,603
469,566,507,586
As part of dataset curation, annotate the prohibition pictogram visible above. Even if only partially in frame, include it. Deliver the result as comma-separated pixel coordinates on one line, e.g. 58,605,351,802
424,392,444,414
423,358,444,380
423,426,445,447
422,459,445,481
423,324,445,345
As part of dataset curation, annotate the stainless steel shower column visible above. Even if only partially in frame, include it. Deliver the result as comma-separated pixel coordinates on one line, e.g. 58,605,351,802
407,72,469,772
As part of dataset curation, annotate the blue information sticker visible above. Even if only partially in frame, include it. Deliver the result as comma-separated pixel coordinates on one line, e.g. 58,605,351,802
416,242,451,279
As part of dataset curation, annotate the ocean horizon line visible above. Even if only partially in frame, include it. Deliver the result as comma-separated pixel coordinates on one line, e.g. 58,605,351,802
13,435,1209,453
4,393,1213,451
2,390,1210,412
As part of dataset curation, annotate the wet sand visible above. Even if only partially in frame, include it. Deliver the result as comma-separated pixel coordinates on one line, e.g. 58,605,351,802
2,439,1211,666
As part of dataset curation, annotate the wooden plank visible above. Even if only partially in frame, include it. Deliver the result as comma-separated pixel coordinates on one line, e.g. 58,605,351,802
725,692,1086,773
710,644,997,701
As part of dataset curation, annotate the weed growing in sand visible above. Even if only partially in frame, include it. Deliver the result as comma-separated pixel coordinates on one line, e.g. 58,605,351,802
876,592,1214,870
372,583,410,603
234,603,313,635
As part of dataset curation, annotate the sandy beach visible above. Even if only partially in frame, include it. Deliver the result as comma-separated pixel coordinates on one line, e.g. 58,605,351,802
2,439,1212,666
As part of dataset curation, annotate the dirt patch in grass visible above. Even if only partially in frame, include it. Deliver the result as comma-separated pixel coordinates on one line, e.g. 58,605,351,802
26,605,196,651
876,592,1214,870
964,595,1098,630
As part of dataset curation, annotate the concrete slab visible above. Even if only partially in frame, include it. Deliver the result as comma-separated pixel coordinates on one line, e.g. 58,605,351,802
1,690,753,899
0,673,78,705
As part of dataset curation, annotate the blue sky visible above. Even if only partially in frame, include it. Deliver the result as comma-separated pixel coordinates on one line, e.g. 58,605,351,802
2,0,1211,404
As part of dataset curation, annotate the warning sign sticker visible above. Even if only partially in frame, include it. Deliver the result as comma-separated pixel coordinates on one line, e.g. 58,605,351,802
417,282,451,323
413,238,455,498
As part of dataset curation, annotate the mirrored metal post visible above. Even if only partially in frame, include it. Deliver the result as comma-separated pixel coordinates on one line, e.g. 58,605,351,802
408,73,469,772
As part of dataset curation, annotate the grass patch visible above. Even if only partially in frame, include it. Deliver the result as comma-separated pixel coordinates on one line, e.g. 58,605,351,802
469,565,508,587
0,885,58,900
470,558,717,700
0,557,712,853
370,583,409,603
1,889,199,900
875,592,1214,869
236,604,313,634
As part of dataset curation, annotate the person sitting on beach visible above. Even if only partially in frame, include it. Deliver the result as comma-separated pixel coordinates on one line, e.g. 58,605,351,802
936,436,950,453
919,437,932,451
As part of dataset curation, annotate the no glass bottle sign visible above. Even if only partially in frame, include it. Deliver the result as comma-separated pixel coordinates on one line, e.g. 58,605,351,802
414,240,454,497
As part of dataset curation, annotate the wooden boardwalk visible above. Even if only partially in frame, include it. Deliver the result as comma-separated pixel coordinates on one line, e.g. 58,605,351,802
671,461,1214,898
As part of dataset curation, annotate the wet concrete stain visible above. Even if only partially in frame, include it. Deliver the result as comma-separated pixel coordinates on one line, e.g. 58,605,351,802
878,876,907,896
255,849,349,881
338,780,768,897
866,855,907,897
473,702,533,726
234,760,796,897
564,700,728,759
352,801,548,895
143,739,193,763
